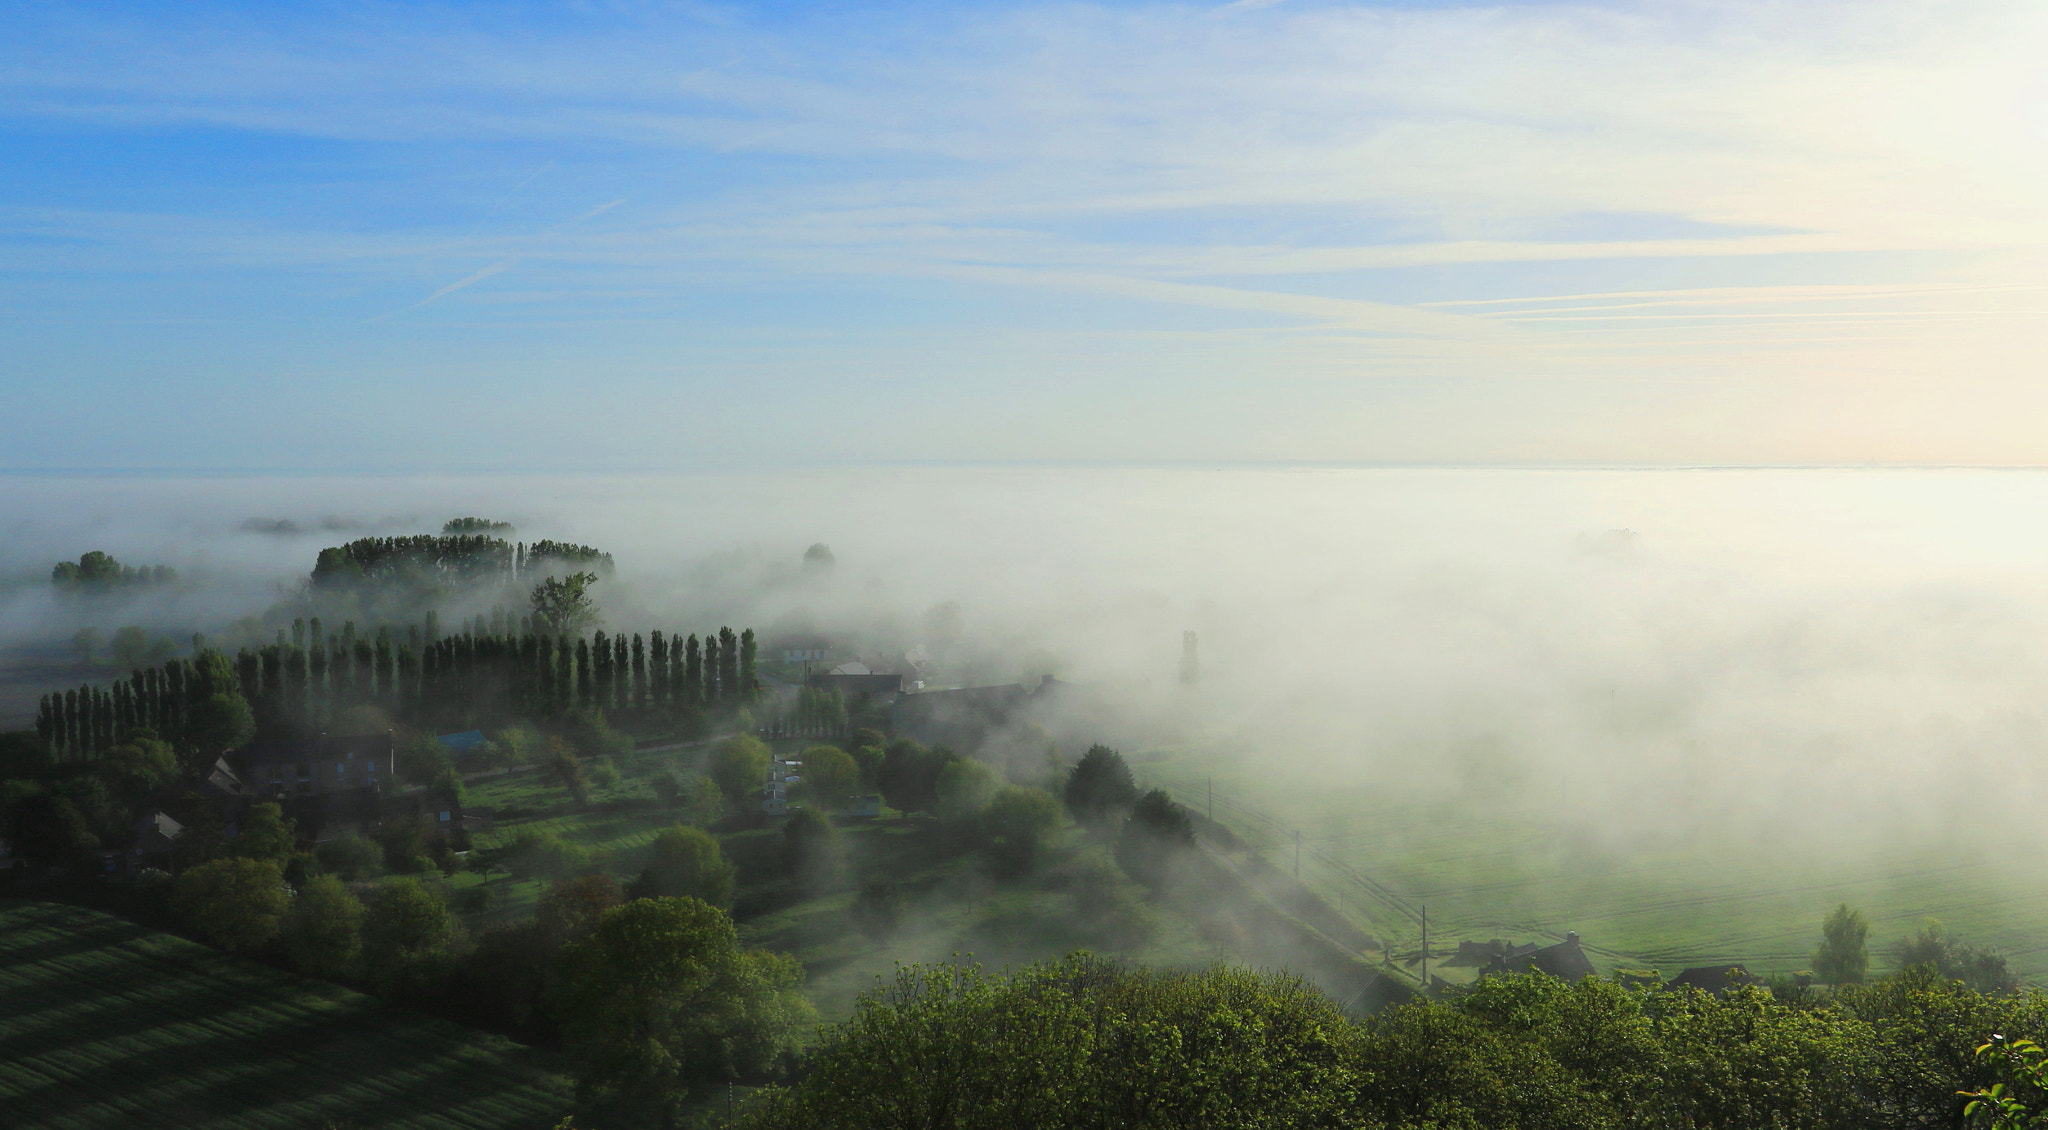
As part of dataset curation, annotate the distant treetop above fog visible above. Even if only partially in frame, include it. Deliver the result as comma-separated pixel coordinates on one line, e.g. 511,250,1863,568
443,516,517,537
309,535,612,591
50,551,178,595
804,543,836,574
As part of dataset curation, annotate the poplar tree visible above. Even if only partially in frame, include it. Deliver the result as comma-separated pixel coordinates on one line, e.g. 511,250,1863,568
613,634,629,711
396,645,417,716
649,631,668,710
739,629,758,705
236,649,259,703
717,627,739,710
593,630,612,711
375,631,394,707
309,639,330,719
557,635,574,713
684,630,700,712
62,688,79,758
577,638,593,708
354,639,375,704
35,694,56,751
700,635,718,710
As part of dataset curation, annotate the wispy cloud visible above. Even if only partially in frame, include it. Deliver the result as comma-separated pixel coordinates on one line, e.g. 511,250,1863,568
412,260,518,308
3,0,2046,464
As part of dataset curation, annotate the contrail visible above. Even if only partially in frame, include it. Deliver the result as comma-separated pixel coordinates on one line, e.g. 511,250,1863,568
413,259,517,308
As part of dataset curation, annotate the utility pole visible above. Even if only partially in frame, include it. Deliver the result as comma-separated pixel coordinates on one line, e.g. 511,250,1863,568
1420,905,1429,992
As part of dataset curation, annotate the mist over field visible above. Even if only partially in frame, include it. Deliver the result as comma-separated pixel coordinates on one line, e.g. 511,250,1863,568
11,464,2048,868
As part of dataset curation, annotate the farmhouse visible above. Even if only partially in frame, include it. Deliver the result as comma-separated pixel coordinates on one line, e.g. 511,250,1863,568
1665,965,1763,995
237,732,395,798
891,676,1073,751
1479,931,1599,981
806,668,903,706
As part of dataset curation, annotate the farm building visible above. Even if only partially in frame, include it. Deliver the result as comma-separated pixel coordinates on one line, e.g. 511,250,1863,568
1477,931,1599,981
1665,965,1763,995
435,729,487,754
236,732,395,798
806,668,903,706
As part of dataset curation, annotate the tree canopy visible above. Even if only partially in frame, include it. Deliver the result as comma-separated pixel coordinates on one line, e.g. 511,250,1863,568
530,571,602,637
1064,744,1137,831
1815,903,1870,985
553,898,815,1112
172,857,289,953
629,825,736,908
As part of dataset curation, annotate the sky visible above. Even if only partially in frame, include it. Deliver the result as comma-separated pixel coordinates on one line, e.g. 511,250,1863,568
2,0,2045,470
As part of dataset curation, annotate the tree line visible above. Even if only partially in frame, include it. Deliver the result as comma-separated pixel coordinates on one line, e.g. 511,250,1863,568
34,614,759,763
309,535,612,590
737,952,2048,1130
50,550,177,593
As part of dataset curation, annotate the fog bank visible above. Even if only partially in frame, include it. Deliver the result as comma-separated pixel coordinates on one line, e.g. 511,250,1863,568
5,466,2047,860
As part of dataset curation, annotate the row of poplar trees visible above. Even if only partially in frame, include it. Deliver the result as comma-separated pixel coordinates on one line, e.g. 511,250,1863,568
35,613,757,763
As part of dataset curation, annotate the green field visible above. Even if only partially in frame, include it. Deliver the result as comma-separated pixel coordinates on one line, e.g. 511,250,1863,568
1138,754,2048,986
0,900,571,1130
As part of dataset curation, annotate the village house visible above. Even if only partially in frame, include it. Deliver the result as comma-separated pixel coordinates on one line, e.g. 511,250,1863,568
236,732,395,799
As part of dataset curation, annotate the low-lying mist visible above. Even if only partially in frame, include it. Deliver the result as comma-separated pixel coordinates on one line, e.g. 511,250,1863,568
6,466,2047,870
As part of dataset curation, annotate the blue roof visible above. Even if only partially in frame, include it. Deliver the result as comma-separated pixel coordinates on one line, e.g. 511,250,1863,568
436,730,487,752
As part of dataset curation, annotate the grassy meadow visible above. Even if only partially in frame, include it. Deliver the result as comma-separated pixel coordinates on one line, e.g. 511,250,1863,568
1137,754,2048,986
0,900,570,1130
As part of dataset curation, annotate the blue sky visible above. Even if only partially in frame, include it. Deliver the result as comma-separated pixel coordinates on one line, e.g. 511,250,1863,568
2,0,2044,470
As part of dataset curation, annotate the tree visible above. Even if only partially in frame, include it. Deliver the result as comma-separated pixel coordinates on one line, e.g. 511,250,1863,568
100,733,176,795
172,857,290,953
738,955,1357,1130
110,625,151,668
531,571,601,637
628,825,736,908
878,741,956,816
280,874,366,979
1814,903,1870,985
6,788,100,861
1115,789,1195,889
537,873,624,943
803,543,835,575
781,807,843,887
1063,744,1137,833
739,628,758,704
851,878,907,941
933,758,1000,828
677,774,726,825
553,898,815,1112
562,706,630,759
316,831,383,881
716,627,740,709
183,691,255,771
397,734,454,786
361,877,461,984
227,802,297,867
1895,919,2016,994
799,746,860,812
709,734,771,805
546,742,591,807
980,786,1062,874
